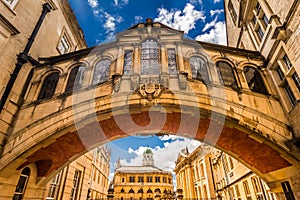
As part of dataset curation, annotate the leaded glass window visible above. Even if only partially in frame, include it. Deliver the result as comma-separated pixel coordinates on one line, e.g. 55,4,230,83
216,61,237,88
168,48,177,74
190,56,209,82
93,59,111,85
38,72,59,100
244,66,268,95
65,66,86,93
141,39,159,75
123,50,133,75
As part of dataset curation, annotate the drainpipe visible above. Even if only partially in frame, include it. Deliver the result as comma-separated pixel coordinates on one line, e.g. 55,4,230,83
0,3,52,113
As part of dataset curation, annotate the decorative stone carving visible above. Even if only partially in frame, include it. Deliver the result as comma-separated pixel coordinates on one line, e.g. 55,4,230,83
130,73,140,91
178,72,188,90
139,82,162,101
112,74,122,92
160,73,169,88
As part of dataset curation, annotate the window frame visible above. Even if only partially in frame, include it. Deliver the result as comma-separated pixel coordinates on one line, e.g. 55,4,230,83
216,61,238,88
2,0,19,9
92,59,111,85
65,65,86,93
57,29,72,55
140,39,160,75
13,167,30,200
189,56,209,83
38,72,60,100
70,170,82,200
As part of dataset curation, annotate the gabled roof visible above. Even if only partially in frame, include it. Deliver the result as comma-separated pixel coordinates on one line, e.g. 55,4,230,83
127,18,184,34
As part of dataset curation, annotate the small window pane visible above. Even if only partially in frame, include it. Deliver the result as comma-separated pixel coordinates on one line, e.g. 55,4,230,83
276,67,285,81
38,72,59,100
93,60,111,85
292,73,300,92
190,56,209,82
262,14,269,26
283,82,296,107
257,26,264,39
282,55,292,70
123,50,133,75
167,48,177,74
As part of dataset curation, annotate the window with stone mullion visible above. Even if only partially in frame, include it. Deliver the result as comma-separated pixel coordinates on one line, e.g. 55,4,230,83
141,39,159,75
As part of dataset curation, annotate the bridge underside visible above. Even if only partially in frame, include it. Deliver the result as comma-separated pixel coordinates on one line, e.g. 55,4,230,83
16,111,292,180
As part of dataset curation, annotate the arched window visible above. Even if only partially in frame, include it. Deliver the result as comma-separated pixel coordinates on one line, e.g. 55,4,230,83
216,61,238,88
129,188,135,193
38,72,59,100
244,66,268,95
121,188,125,193
93,59,111,85
65,65,86,93
147,188,153,193
138,188,143,193
141,39,159,75
13,167,30,200
190,56,209,82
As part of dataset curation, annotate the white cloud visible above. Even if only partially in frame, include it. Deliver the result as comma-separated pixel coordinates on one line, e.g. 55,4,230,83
210,9,224,17
134,15,143,24
213,0,221,3
154,3,205,34
202,16,218,32
120,137,201,173
88,0,99,8
195,21,227,45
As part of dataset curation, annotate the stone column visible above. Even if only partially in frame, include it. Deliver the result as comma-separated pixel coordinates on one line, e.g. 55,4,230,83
116,45,124,75
160,43,168,73
133,44,140,74
176,42,185,73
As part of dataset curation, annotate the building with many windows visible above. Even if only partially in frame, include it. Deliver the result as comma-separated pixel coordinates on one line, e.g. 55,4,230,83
224,0,300,136
44,145,111,200
110,149,175,200
174,145,216,199
175,144,277,200
0,0,86,199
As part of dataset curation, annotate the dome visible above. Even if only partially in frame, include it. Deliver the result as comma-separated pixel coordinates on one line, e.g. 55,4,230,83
144,148,153,154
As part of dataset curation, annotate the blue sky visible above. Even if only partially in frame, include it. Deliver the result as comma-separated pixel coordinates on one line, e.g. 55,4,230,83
69,0,226,46
68,0,226,178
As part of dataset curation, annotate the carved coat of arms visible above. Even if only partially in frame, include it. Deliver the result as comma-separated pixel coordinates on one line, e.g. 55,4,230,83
139,83,162,101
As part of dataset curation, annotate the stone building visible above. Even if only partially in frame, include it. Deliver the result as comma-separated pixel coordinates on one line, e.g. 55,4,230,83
110,149,175,200
89,145,111,200
175,145,277,200
224,0,300,138
0,1,87,199
174,145,216,199
211,148,277,200
0,0,86,155
0,6,299,200
43,145,110,200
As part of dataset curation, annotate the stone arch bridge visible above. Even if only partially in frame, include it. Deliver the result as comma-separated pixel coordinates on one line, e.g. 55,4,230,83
0,23,299,198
